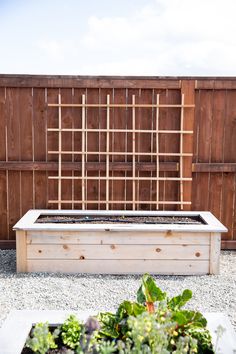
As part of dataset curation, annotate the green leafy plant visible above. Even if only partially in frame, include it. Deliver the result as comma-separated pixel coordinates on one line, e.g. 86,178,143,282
60,314,84,349
25,273,215,353
25,322,58,354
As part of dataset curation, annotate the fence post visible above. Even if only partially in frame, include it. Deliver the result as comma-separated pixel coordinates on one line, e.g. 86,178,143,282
181,80,195,210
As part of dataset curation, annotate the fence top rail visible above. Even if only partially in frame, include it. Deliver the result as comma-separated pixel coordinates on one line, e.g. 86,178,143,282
0,74,236,89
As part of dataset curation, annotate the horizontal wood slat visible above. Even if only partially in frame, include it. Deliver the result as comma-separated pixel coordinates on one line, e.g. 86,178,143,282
196,80,236,90
0,161,179,172
27,243,210,260
27,259,209,274
0,75,181,89
193,163,236,173
27,231,211,245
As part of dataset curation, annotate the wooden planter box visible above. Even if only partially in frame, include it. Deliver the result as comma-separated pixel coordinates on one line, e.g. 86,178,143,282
14,210,227,275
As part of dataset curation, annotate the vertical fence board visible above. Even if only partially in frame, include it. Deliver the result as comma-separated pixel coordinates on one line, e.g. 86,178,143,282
0,88,8,239
19,88,34,215
221,90,236,239
137,89,153,210
181,81,195,210
33,88,48,208
47,89,59,208
164,89,180,210
208,90,225,220
61,88,73,209
193,90,213,212
6,88,21,239
86,88,100,209
112,88,127,209
73,88,85,210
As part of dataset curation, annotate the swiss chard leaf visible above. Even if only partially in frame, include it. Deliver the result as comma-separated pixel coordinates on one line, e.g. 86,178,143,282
137,273,166,305
98,312,119,339
167,289,192,310
171,310,207,328
116,301,146,320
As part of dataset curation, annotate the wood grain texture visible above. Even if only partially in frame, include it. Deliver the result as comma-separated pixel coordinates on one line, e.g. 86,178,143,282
0,88,8,239
16,231,27,272
27,259,209,274
27,243,210,260
209,233,221,274
181,81,195,210
27,231,211,245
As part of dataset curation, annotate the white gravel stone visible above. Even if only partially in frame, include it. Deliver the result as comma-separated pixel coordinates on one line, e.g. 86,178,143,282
0,250,235,329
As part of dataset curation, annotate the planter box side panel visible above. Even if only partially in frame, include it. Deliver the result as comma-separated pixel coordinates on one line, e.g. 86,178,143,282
24,231,211,275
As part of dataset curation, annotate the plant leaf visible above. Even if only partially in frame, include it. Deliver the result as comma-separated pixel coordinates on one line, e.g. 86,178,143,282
167,289,192,310
137,274,166,304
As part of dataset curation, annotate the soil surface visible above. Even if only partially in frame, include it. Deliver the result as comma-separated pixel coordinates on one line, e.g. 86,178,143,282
22,348,69,353
36,215,205,225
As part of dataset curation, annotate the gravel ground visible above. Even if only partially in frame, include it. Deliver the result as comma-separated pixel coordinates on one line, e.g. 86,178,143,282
0,250,235,330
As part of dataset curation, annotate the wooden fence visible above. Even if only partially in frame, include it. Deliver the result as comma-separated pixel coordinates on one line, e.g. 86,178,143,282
0,75,236,249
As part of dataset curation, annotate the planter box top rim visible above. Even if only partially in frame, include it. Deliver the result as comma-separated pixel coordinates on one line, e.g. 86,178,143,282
13,209,228,233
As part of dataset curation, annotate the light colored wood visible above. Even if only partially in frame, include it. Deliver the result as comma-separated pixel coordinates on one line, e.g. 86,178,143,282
27,231,211,245
48,200,192,205
58,93,62,209
209,232,221,274
156,94,160,209
27,259,208,274
47,128,194,134
81,94,86,210
106,94,110,210
48,176,192,181
48,151,193,157
16,230,27,272
14,210,227,233
27,243,210,260
48,103,195,108
132,94,136,210
180,93,184,210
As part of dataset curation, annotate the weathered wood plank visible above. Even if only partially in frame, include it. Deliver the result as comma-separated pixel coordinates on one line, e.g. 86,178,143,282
0,88,8,239
112,88,127,209
27,243,210,260
0,75,181,89
33,88,48,209
163,89,180,210
196,79,236,90
27,259,209,274
0,161,179,172
193,163,236,173
60,89,73,209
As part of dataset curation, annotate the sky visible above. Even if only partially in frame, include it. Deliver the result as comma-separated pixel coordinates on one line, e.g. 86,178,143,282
0,0,236,76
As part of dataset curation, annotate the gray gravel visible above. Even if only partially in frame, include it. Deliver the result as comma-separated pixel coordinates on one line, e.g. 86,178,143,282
0,250,235,330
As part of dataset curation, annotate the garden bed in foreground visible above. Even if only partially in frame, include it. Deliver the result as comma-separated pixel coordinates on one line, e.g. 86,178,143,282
1,272,236,354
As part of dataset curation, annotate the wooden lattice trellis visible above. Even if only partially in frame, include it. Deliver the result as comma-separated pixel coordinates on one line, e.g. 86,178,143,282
47,94,194,210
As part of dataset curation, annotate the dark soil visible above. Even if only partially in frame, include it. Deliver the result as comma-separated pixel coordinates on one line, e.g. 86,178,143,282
22,348,70,353
36,215,205,225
